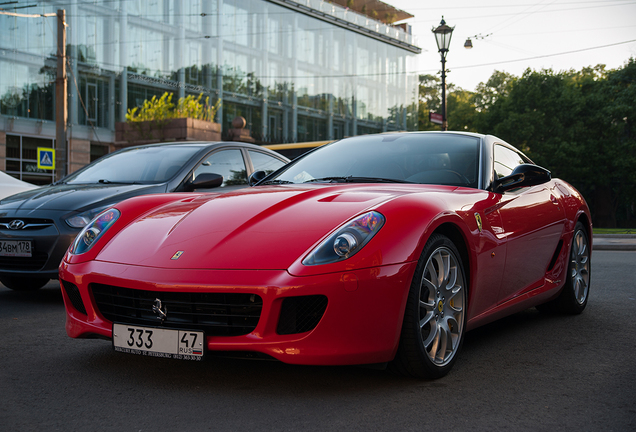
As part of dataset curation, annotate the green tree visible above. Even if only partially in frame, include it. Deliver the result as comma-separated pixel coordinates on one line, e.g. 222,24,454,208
478,61,636,227
582,61,636,226
416,62,636,226
474,70,516,112
417,74,441,130
447,88,478,132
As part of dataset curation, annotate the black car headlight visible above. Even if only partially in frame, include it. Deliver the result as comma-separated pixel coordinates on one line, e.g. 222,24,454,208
65,205,112,228
70,208,120,255
302,211,385,266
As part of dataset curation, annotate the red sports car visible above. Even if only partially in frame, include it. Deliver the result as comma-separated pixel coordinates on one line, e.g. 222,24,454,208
60,132,592,379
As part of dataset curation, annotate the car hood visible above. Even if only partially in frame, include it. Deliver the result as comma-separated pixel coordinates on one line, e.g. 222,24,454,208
0,183,165,213
96,184,420,270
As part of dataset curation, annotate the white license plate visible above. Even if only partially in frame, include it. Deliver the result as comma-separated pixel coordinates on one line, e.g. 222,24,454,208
112,323,204,360
0,240,32,257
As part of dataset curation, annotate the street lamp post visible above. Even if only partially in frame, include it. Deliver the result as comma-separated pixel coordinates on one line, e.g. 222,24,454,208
432,17,454,131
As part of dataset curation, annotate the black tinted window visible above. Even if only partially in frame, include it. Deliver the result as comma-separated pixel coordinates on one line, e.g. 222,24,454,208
194,149,248,187
249,150,286,175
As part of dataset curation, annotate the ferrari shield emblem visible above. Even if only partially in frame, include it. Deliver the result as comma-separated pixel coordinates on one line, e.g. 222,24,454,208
474,212,483,233
171,251,184,260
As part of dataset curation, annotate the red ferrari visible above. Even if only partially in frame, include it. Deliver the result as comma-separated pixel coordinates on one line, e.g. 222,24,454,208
60,132,592,379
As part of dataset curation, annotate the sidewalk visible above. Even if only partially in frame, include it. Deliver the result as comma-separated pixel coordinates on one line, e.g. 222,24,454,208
593,234,636,251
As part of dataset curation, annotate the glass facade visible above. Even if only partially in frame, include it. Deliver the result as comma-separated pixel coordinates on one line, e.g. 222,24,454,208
1,0,419,181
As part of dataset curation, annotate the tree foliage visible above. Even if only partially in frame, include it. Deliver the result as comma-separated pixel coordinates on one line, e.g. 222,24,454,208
417,74,441,130
420,59,636,227
447,89,478,132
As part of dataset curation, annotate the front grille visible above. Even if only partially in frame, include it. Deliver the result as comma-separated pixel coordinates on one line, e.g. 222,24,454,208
62,280,87,315
0,252,48,271
0,218,54,230
277,295,328,335
91,284,262,336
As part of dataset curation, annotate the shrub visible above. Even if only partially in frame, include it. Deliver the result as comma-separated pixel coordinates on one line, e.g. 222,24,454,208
126,92,220,123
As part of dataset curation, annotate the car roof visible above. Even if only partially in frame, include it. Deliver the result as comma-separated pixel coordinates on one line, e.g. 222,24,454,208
368,131,487,139
119,141,268,151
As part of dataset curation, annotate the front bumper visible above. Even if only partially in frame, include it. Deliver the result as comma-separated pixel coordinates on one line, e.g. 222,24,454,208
59,260,417,365
0,214,77,280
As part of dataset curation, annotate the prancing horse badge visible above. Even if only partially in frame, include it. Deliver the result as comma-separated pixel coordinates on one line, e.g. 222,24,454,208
171,251,184,260
474,212,483,233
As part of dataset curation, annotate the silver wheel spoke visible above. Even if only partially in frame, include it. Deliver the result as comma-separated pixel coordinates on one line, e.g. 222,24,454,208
426,323,440,354
419,299,435,329
422,277,437,293
441,253,451,285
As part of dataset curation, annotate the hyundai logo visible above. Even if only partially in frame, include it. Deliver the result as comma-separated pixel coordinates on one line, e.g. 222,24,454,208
8,220,25,230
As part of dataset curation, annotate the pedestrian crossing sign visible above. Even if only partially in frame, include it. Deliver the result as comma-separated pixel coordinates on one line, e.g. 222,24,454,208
37,147,55,170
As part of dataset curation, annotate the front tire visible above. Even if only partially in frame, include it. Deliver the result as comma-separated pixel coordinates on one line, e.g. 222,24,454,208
392,233,467,379
0,276,49,291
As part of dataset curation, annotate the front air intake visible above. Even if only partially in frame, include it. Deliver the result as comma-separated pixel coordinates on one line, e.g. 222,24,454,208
276,295,328,335
91,284,262,337
62,280,87,315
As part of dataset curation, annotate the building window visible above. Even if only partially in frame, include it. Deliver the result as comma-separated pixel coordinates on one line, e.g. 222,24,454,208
79,77,110,128
5,134,55,185
90,143,109,162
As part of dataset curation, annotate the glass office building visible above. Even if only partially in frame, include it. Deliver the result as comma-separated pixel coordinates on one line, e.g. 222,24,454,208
1,0,420,184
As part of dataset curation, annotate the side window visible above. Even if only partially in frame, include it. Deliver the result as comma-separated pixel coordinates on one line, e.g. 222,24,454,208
494,145,525,179
194,149,248,187
249,150,286,175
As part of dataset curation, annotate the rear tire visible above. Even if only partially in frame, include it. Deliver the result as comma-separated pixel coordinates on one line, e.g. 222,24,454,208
0,276,49,291
538,221,590,314
392,233,467,379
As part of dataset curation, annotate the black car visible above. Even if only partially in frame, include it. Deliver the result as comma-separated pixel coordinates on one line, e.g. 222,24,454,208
0,141,289,291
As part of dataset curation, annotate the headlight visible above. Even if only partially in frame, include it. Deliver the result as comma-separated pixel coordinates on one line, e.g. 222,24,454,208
70,208,120,255
303,211,385,266
65,205,112,228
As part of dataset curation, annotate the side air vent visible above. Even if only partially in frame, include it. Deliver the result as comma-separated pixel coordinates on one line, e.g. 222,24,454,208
547,239,564,271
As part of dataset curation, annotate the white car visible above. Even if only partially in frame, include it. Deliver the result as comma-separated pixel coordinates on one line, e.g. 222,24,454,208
0,171,38,200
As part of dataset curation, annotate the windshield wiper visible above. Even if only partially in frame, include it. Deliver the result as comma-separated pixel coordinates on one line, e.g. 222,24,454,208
261,179,295,185
304,176,413,184
98,179,148,185
304,176,351,183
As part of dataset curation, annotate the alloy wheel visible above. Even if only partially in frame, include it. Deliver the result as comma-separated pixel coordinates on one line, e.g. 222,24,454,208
418,247,465,366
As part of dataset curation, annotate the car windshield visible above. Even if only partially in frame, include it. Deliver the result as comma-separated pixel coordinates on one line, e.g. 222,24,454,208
267,133,481,188
64,146,202,185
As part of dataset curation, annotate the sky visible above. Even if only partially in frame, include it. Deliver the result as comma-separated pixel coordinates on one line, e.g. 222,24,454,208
388,0,636,91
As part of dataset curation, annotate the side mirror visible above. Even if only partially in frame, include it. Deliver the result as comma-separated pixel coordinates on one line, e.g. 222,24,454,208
493,164,551,193
248,170,267,186
184,173,223,191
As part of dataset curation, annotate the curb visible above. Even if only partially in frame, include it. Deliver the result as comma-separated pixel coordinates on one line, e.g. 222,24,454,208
592,235,636,251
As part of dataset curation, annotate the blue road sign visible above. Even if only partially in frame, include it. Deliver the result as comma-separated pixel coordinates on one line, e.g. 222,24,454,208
37,147,55,170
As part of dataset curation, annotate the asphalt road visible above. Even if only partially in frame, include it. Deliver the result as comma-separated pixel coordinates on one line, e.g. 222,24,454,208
1,251,634,432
